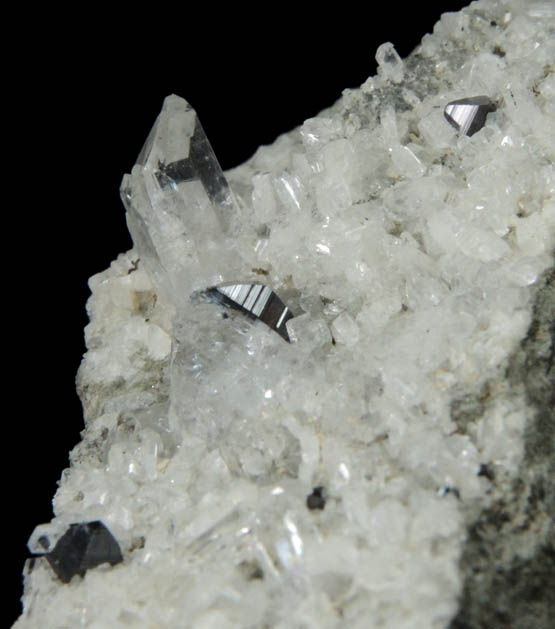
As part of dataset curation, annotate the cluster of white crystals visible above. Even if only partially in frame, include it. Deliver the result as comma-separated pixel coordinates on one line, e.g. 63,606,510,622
16,1,555,627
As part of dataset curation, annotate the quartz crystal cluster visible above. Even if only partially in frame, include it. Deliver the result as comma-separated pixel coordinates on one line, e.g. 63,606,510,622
15,1,555,627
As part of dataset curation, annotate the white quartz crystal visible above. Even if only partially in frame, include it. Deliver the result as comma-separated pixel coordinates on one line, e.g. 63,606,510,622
15,1,555,627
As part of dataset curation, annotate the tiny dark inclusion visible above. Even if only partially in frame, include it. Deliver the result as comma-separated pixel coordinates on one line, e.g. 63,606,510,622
306,486,326,510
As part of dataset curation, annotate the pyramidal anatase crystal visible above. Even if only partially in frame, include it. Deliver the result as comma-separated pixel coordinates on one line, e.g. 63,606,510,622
44,521,122,584
443,95,496,137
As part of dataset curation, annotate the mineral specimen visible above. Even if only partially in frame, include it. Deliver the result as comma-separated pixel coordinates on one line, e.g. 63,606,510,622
14,0,555,627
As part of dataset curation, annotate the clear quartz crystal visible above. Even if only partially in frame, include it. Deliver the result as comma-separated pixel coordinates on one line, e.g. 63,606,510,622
330,312,360,347
375,42,404,83
120,95,249,304
286,313,332,352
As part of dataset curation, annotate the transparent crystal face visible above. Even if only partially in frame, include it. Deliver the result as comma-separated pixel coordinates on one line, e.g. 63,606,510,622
120,95,247,303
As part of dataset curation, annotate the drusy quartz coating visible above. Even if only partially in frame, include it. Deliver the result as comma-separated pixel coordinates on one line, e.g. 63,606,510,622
443,95,496,137
207,284,294,341
45,522,122,583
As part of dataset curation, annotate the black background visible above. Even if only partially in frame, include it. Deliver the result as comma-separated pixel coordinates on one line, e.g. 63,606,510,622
8,3,469,625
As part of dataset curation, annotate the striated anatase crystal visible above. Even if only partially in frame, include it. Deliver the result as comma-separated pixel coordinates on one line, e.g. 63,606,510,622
206,284,295,341
443,95,496,137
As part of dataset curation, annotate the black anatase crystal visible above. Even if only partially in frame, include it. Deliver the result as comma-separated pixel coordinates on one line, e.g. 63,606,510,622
45,521,123,583
206,283,294,341
444,95,496,137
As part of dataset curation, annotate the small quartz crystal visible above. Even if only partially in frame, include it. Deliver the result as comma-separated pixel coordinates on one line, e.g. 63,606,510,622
286,313,332,351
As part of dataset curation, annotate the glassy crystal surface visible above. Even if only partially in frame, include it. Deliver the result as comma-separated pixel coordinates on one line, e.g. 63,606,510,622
286,314,332,352
120,95,244,302
44,521,123,583
443,95,496,136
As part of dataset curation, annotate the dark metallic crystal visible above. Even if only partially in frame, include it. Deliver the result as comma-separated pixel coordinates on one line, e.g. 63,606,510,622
206,283,294,341
306,486,326,510
444,95,496,137
45,521,123,583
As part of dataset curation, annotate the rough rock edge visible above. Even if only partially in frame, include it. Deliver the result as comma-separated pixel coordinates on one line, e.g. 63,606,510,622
450,265,555,629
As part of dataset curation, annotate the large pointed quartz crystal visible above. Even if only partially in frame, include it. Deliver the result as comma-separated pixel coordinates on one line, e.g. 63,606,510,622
443,95,496,136
120,95,244,303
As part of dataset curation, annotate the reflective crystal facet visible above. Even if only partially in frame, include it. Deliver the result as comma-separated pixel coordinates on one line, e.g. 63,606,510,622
207,283,294,341
443,95,496,136
44,521,123,583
